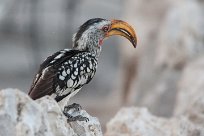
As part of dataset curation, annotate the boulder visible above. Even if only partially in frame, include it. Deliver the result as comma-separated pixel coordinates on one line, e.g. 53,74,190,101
105,107,204,136
0,88,102,136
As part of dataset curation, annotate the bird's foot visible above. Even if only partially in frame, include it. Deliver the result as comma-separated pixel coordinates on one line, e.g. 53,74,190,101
64,103,82,112
63,111,89,122
63,103,88,122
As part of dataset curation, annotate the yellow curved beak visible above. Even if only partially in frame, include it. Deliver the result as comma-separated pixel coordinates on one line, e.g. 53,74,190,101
106,20,137,48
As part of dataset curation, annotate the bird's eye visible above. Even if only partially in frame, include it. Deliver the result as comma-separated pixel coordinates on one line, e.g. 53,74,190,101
102,26,109,32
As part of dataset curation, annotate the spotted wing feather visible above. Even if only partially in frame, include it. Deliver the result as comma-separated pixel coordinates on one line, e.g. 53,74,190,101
28,49,84,100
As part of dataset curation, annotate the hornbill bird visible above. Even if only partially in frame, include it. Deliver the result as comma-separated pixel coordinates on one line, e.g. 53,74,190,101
28,18,137,122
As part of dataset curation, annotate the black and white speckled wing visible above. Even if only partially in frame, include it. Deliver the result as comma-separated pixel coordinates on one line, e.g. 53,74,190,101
53,51,98,102
28,49,85,100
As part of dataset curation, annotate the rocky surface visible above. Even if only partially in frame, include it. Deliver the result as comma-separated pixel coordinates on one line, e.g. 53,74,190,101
105,107,204,136
0,88,102,136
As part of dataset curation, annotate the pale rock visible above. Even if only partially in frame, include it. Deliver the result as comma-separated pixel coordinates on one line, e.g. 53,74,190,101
37,96,102,136
36,96,76,136
105,107,204,136
0,88,52,136
0,89,102,136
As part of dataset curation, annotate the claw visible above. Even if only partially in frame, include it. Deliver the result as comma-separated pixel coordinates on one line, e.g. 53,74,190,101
63,103,88,122
69,115,89,122
63,111,89,122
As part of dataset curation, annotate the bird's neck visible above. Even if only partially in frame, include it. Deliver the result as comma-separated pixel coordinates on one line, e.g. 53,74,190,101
89,46,102,58
74,45,101,58
73,36,102,58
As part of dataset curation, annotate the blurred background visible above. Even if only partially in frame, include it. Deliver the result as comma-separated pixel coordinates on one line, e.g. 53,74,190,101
0,0,204,131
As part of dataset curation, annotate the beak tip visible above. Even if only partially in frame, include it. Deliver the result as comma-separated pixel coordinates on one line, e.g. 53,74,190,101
132,38,137,48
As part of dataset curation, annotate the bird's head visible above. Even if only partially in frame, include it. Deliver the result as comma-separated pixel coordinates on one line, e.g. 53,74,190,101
73,18,137,55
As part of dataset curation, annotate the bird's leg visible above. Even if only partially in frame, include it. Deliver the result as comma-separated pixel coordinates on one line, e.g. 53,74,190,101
63,103,82,112
63,110,89,122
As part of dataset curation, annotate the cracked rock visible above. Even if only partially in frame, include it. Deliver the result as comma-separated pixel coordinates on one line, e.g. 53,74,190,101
0,88,102,136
